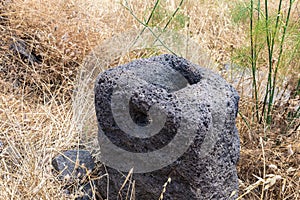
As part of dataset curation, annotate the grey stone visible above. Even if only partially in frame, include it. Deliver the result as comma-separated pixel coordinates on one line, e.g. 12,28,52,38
75,181,95,200
52,150,95,181
9,39,42,64
94,54,240,199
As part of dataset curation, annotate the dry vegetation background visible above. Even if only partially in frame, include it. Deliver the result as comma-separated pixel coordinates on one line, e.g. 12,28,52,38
0,0,299,199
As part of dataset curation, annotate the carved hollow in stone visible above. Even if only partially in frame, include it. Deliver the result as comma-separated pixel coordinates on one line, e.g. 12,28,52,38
94,54,240,200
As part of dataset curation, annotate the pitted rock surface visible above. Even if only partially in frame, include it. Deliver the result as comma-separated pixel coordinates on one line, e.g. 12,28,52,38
94,54,240,199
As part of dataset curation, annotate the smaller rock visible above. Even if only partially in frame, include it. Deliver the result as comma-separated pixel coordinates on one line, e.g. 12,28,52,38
9,39,42,64
75,181,95,200
52,150,95,180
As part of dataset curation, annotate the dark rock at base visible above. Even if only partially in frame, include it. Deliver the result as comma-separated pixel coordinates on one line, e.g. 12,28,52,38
52,150,95,180
75,181,95,200
9,39,42,64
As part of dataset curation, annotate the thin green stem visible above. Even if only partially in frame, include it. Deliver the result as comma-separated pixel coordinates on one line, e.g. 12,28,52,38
250,0,259,121
260,0,272,124
123,0,161,46
152,0,185,45
138,0,160,43
268,0,294,123
265,0,283,124
162,0,184,31
122,0,177,55
146,0,161,25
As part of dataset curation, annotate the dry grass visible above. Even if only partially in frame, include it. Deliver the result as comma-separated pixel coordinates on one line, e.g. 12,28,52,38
0,0,299,199
0,93,78,199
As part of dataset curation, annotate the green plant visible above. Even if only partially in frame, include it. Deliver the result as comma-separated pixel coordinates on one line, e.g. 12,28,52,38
232,0,298,125
231,1,250,24
122,0,187,54
146,2,188,31
261,0,294,124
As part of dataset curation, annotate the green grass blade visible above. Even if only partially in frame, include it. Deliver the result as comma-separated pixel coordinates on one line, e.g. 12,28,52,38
250,0,259,121
268,0,294,123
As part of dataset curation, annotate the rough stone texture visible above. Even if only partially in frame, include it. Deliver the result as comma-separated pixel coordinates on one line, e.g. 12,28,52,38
52,150,95,180
94,54,240,199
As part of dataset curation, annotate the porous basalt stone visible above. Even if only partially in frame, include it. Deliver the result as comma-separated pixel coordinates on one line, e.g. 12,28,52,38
94,54,240,200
